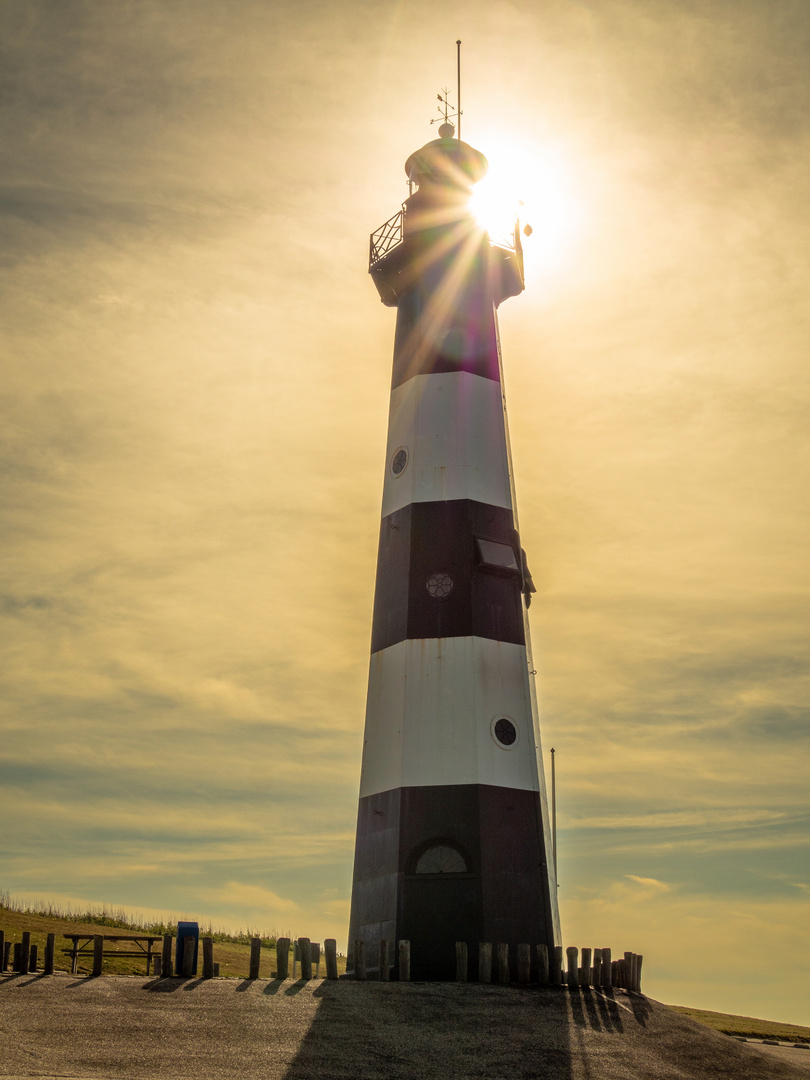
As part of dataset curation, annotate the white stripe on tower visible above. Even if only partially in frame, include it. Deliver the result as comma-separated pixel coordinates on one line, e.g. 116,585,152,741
360,637,541,798
381,370,514,517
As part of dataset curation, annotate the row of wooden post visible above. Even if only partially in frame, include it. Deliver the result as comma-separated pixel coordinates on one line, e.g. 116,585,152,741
0,929,341,981
454,942,643,992
1,931,57,976
350,940,641,992
2,928,640,991
351,939,411,981
564,947,643,993
152,934,341,981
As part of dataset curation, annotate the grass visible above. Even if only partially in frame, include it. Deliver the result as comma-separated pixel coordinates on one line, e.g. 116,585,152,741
667,1005,810,1044
0,895,346,979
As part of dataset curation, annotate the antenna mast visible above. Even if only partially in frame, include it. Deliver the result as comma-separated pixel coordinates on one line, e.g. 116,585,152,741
456,39,462,140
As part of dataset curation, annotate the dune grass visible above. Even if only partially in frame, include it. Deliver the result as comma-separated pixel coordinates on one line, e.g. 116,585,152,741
667,1004,810,1044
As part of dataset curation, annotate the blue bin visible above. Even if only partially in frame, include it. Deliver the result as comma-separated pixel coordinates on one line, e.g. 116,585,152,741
175,922,199,975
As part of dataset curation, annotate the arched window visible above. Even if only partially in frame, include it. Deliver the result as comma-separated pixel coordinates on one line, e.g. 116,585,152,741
413,844,468,875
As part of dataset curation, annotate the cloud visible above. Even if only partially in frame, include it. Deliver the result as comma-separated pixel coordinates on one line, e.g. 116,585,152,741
200,882,302,917
625,875,671,894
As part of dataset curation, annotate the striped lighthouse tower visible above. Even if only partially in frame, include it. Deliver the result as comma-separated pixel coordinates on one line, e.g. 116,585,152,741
348,118,561,980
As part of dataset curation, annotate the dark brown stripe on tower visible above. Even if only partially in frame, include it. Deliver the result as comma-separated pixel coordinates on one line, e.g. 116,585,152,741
349,783,556,981
370,499,526,655
391,248,502,391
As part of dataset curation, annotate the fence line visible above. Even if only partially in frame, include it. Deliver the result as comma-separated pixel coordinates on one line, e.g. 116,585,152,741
0,923,643,992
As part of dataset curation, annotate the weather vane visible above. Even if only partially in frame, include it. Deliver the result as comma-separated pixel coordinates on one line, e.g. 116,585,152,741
430,40,462,139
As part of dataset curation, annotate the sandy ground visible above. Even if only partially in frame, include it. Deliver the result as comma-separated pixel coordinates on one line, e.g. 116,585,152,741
1,971,808,1080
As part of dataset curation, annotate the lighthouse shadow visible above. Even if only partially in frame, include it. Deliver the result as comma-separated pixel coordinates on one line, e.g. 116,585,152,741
281,982,576,1080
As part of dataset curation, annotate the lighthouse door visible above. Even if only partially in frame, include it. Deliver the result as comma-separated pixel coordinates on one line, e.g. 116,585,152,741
402,843,481,980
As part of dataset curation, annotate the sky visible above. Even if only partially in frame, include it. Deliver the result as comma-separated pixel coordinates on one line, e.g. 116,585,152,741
2,0,808,1026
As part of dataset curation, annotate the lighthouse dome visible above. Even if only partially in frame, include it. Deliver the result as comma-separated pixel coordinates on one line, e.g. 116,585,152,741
404,136,488,191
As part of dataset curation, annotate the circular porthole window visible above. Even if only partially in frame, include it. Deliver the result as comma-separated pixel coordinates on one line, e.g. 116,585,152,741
426,573,454,599
491,716,519,749
391,447,409,477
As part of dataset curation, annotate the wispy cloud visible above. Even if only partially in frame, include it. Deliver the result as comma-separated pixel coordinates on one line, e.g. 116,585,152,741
625,874,671,894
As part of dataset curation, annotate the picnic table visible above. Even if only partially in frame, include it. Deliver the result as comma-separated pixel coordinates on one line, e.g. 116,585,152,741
63,934,162,975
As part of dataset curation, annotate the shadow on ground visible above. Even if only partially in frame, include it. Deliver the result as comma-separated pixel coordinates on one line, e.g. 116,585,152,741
282,981,576,1080
281,982,809,1080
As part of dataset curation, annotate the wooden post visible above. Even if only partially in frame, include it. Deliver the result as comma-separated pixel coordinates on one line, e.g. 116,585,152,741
161,934,172,978
478,942,492,984
182,936,195,978
398,940,410,981
592,948,602,988
636,954,643,993
536,944,549,986
566,946,578,990
153,957,162,977
311,942,321,977
45,934,56,975
379,939,390,981
298,937,312,980
497,943,509,984
580,947,592,988
276,937,290,979
517,943,531,984
324,938,338,980
293,940,299,978
21,932,31,976
601,947,612,988
0,932,4,974
202,937,214,979
213,963,220,976
550,945,563,986
249,936,261,979
93,935,103,977
13,943,22,972
29,945,38,972
455,942,468,982
353,939,365,981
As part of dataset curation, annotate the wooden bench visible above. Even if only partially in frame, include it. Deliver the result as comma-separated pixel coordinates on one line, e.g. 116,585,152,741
63,934,162,975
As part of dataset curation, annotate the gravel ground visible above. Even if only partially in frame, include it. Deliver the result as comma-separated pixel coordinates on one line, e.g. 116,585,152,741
1,971,807,1080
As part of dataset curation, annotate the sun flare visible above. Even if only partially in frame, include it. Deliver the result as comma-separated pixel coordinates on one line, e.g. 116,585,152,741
469,176,521,246
470,140,585,275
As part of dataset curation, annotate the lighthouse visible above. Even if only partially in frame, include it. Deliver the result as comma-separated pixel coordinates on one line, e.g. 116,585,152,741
348,115,561,980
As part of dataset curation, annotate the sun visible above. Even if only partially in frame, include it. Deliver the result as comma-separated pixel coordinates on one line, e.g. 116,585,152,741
469,175,521,247
469,139,586,275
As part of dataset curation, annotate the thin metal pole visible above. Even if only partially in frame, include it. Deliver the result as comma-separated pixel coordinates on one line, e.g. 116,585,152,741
551,747,557,882
456,39,461,140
